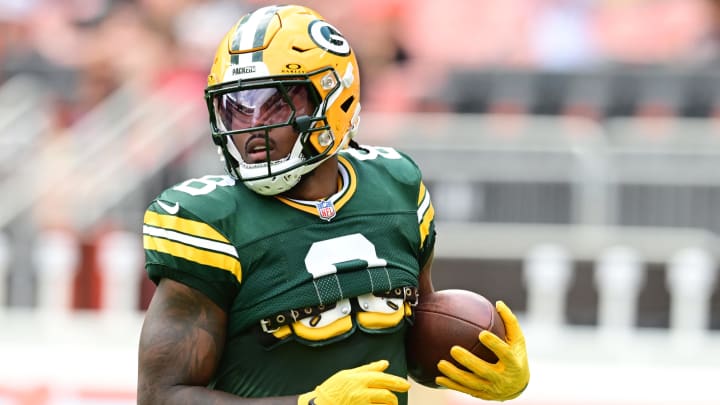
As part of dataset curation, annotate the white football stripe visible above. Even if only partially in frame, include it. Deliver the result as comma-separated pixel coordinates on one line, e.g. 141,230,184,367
234,6,275,66
143,225,238,258
417,188,432,223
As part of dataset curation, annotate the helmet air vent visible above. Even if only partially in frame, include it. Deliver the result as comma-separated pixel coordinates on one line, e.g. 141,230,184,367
340,96,355,112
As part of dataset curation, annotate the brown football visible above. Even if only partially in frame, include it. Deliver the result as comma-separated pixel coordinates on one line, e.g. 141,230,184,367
406,289,506,387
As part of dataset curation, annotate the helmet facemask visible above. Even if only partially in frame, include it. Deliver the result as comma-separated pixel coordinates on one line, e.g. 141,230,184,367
206,71,340,196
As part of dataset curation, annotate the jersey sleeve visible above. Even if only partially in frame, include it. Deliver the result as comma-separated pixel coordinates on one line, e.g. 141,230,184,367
142,197,242,311
388,148,437,267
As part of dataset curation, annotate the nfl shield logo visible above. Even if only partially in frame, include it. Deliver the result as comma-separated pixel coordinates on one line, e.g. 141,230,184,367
316,200,336,221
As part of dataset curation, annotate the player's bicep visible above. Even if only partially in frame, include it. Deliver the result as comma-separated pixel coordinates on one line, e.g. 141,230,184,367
138,278,227,396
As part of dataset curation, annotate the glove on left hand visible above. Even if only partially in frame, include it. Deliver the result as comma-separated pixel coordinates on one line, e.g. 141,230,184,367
435,301,530,401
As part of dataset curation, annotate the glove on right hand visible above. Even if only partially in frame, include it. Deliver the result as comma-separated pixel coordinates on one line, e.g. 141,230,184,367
297,360,411,405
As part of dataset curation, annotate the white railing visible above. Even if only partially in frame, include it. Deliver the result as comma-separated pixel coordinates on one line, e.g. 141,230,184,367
1,223,719,404
0,83,207,231
2,104,720,403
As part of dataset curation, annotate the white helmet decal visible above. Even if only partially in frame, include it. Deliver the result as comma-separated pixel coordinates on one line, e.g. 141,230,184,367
308,21,350,56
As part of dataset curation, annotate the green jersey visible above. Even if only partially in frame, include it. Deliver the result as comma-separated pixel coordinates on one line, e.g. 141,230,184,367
142,145,436,402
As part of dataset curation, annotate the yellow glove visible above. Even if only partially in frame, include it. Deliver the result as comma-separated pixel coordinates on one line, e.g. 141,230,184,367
435,301,530,401
297,360,411,405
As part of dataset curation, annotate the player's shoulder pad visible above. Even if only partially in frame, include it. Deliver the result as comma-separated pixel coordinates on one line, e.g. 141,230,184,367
146,174,242,223
340,145,423,186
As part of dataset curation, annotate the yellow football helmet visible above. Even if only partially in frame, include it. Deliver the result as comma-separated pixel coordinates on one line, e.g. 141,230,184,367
205,5,361,195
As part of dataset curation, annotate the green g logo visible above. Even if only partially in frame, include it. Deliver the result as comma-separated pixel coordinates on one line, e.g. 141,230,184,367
308,20,351,56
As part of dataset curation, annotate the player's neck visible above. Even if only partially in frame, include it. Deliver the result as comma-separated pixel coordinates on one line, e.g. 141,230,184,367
282,156,339,201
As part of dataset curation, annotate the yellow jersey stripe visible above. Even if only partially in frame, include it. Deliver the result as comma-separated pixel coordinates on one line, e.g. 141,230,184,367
417,184,431,223
144,211,228,243
275,197,317,214
419,202,435,247
143,235,242,282
275,156,357,214
334,155,357,208
143,225,238,257
417,184,434,247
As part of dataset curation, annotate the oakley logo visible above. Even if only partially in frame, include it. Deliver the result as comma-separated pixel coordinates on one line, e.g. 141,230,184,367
282,63,305,74
308,20,350,56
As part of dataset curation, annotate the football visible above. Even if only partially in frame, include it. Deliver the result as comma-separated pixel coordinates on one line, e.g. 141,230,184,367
406,289,506,387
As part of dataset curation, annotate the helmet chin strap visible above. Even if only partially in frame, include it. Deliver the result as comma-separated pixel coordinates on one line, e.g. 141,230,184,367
219,111,350,196
224,126,306,195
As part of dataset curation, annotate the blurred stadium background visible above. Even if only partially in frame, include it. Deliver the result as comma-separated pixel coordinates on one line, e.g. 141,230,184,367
1,0,720,403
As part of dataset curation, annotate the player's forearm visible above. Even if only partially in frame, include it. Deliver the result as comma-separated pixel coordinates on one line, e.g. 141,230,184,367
137,385,300,405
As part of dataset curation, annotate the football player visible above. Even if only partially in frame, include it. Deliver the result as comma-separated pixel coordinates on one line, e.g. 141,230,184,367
137,5,529,405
